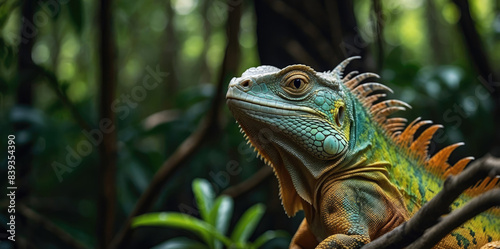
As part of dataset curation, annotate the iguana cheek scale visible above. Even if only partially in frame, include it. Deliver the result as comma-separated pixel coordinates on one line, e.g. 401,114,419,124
226,57,499,248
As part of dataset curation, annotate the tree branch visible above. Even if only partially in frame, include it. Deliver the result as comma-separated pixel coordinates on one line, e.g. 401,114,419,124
161,0,179,108
262,0,336,65
109,117,212,249
363,155,500,249
372,0,384,71
37,65,93,131
18,204,89,249
284,40,321,69
407,189,500,249
221,166,273,198
109,2,243,248
451,0,500,89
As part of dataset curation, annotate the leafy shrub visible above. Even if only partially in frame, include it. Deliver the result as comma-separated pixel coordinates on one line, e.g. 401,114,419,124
133,178,288,249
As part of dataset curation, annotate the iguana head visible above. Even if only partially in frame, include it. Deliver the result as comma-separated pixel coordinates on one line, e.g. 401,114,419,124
226,62,356,215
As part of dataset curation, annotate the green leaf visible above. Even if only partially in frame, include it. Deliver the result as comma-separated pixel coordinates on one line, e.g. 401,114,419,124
209,195,233,234
230,204,265,244
151,237,208,249
132,212,231,247
251,230,290,249
0,1,21,29
192,178,215,221
209,195,234,249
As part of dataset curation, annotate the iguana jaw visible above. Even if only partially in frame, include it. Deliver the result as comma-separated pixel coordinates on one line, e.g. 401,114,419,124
226,97,322,118
230,118,306,216
226,85,325,118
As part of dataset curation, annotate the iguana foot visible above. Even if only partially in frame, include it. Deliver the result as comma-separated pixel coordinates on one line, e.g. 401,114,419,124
481,241,500,249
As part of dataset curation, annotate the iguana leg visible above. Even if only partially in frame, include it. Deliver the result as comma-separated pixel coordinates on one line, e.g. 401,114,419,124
316,234,369,249
290,219,318,249
311,177,408,249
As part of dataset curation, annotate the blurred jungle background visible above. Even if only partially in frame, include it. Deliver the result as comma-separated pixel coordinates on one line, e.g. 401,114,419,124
1,0,499,248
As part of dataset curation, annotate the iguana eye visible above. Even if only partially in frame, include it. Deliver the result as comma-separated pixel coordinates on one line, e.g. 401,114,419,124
283,72,310,95
293,78,302,89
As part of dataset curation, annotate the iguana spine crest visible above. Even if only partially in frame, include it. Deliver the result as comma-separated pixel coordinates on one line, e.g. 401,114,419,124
338,56,498,197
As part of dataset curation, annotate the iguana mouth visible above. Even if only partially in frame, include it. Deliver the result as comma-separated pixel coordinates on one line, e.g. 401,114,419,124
227,95,324,118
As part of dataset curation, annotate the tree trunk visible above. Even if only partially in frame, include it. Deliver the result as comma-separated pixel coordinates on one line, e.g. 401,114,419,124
97,0,117,247
451,0,500,156
254,0,372,72
16,0,37,247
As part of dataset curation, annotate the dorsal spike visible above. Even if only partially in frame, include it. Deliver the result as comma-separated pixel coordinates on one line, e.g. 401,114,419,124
386,125,405,134
445,157,474,177
374,106,407,120
426,142,464,176
332,56,361,77
384,122,406,131
360,93,386,107
370,100,412,115
391,131,402,140
397,118,430,147
342,71,358,82
385,117,408,125
466,177,500,196
385,125,407,135
409,124,443,161
352,83,393,98
373,107,406,125
344,73,380,89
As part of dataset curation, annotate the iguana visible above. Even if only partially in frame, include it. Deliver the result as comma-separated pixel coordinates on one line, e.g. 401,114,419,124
225,57,500,248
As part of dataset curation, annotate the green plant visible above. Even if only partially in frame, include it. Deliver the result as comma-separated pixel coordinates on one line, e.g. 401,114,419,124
133,178,289,249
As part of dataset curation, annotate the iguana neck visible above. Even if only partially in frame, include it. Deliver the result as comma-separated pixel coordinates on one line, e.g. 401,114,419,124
339,94,441,214
273,92,396,214
312,94,394,194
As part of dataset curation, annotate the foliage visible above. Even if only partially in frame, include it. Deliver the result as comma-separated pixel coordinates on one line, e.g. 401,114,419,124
0,0,498,248
132,178,288,249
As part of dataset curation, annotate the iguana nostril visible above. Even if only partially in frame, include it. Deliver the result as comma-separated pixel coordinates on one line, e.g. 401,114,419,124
240,79,252,89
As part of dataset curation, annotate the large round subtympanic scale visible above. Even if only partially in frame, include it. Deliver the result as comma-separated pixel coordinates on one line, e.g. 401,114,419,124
324,135,340,155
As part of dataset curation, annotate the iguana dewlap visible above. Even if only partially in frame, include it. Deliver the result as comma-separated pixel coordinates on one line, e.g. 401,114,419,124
226,57,500,248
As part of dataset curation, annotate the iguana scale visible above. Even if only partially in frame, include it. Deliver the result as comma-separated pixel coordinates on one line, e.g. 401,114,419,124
226,57,500,248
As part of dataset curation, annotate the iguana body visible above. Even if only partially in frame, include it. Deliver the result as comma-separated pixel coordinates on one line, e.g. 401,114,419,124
226,57,500,248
